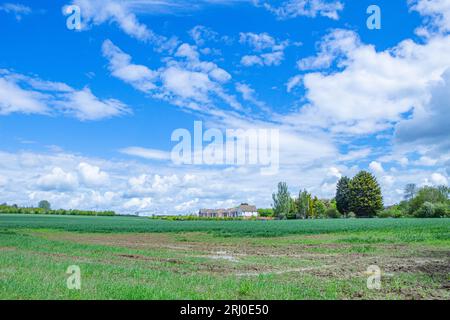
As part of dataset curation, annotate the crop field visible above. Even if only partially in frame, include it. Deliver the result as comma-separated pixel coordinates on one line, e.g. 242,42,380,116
0,214,449,299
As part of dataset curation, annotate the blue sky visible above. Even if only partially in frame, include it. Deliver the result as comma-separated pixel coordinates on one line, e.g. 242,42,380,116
0,0,449,214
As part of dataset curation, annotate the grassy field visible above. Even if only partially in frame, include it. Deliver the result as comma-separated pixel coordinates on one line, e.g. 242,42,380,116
0,214,449,300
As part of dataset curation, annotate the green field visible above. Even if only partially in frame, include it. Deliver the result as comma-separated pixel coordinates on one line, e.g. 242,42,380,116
0,214,449,299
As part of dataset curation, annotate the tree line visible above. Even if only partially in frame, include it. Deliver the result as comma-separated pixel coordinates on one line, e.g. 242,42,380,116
269,170,450,219
0,200,116,217
382,184,450,218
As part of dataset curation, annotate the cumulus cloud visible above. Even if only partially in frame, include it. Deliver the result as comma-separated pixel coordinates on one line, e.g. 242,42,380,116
189,25,232,47
395,69,450,153
78,163,110,187
369,161,384,174
240,32,277,51
241,55,264,67
239,32,289,67
431,172,448,186
123,197,153,211
297,29,360,71
37,167,78,191
283,29,450,135
409,0,450,35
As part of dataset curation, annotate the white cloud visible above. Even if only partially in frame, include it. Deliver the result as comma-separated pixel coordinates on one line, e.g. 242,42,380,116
381,175,395,187
161,66,215,103
235,83,267,111
261,51,285,66
284,30,450,135
414,156,438,166
395,69,450,154
60,88,130,121
175,199,199,212
0,175,7,187
431,172,448,186
286,75,302,92
0,77,49,115
103,41,240,113
78,163,110,187
36,167,78,191
0,3,31,20
189,25,232,47
254,0,344,20
70,0,245,45
0,69,130,120
337,148,372,162
369,161,384,174
399,157,409,167
126,173,181,197
410,0,450,35
102,40,158,91
123,197,153,210
239,32,288,67
71,0,154,41
297,29,360,71
241,55,264,67
239,32,276,51
120,147,171,161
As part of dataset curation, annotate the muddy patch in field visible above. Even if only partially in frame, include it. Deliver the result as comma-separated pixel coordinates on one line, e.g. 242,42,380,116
0,246,16,252
41,232,175,249
208,251,239,262
116,253,184,265
383,258,450,276
35,230,450,285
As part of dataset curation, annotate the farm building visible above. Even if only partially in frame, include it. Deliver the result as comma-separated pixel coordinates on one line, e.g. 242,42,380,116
199,203,258,218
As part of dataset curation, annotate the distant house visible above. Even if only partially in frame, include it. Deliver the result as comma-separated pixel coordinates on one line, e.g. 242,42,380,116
199,203,258,219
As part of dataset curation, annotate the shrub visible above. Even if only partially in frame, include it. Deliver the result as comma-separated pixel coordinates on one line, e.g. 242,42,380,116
409,186,449,214
258,208,274,217
378,208,404,218
347,212,356,219
414,202,436,218
325,208,341,219
433,202,450,218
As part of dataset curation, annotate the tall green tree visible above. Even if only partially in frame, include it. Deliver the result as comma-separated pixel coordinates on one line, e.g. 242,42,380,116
313,198,327,218
38,200,51,211
287,197,297,219
348,171,383,217
336,177,351,216
296,189,310,219
272,182,291,219
308,196,316,218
